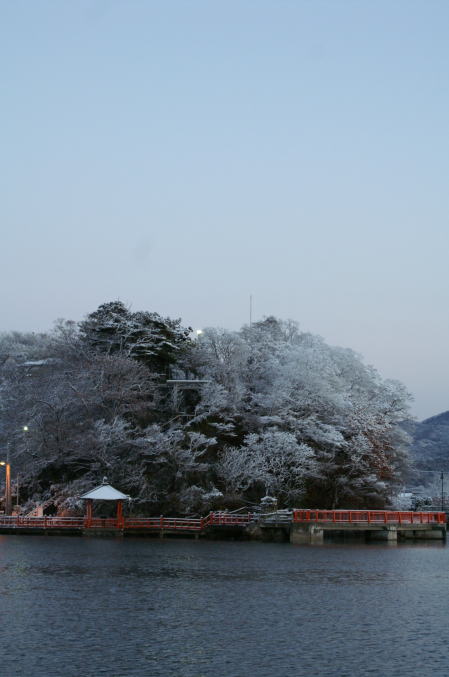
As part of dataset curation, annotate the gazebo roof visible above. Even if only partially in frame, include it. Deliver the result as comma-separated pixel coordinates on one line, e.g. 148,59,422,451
80,478,129,501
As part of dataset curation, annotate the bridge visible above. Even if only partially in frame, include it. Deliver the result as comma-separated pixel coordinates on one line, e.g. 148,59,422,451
0,510,445,541
289,510,447,543
0,511,255,536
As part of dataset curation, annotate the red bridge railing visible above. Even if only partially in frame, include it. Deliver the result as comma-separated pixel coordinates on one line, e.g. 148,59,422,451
0,512,255,531
0,516,85,528
125,517,203,531
204,512,255,527
292,510,446,525
4,511,444,531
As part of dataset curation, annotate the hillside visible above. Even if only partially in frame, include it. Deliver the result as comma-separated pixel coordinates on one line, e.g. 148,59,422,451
408,411,449,472
0,302,412,514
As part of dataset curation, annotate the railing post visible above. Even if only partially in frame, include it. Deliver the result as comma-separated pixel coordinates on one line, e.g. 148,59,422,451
85,499,93,528
116,500,124,529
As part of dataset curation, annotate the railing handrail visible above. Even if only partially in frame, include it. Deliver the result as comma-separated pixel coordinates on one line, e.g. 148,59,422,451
292,510,447,525
0,512,255,530
0,509,445,531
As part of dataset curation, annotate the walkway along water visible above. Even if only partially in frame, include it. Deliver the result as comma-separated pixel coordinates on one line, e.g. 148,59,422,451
0,510,445,541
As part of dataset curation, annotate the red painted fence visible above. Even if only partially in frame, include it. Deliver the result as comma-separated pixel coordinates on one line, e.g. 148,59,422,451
0,516,85,529
204,512,255,527
0,512,255,531
292,510,447,525
0,510,445,531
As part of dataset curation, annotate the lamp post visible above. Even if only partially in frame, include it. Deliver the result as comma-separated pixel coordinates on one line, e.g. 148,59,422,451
0,426,28,515
0,458,11,515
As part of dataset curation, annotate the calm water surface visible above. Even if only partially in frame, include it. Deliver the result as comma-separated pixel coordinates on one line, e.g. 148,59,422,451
1,536,449,676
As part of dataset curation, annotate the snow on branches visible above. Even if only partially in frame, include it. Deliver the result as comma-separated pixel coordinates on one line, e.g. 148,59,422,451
0,309,412,513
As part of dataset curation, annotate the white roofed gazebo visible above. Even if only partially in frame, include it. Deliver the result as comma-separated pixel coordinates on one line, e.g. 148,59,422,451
80,478,130,528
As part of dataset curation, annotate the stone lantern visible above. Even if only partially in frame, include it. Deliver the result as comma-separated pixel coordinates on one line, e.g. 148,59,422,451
260,495,278,513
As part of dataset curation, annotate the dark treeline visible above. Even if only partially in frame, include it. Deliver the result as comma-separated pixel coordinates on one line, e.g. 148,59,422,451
0,302,411,516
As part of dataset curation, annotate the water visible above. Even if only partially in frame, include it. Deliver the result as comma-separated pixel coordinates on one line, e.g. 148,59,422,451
0,536,448,677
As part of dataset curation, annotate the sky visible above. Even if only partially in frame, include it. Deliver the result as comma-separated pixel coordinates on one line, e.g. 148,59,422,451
1,0,449,420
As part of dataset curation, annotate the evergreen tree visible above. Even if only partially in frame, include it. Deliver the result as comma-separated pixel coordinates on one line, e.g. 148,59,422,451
79,301,192,376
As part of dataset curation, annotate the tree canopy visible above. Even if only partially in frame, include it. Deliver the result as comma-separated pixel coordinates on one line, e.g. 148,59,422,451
0,304,412,515
79,301,192,376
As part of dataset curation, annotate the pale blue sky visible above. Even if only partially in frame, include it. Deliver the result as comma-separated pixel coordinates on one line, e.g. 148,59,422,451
1,1,449,419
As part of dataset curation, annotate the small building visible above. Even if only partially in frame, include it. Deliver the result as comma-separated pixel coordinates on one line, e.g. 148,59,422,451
80,478,130,528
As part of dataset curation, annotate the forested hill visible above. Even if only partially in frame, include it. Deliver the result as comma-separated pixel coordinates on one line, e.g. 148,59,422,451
407,411,449,471
0,302,412,516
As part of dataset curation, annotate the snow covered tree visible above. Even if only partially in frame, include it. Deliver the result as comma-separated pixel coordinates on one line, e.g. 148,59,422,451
79,301,192,377
0,328,158,506
0,309,412,514
191,317,411,508
217,429,316,503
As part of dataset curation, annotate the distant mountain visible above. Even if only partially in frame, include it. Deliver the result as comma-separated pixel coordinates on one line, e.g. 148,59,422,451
407,411,449,472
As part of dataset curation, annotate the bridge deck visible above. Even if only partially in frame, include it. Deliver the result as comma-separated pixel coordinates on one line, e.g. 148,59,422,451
0,510,445,539
289,510,446,543
292,510,446,526
0,512,255,533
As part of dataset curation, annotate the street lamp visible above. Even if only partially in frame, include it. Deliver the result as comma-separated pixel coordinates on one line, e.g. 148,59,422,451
0,460,11,515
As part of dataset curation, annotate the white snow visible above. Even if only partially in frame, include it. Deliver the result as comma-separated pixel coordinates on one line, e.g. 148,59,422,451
80,483,129,501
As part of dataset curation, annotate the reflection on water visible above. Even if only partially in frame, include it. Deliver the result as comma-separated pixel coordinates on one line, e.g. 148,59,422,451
0,536,448,676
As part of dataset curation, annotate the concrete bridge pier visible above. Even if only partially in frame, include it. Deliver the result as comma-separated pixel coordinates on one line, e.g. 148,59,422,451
290,524,324,544
368,526,398,542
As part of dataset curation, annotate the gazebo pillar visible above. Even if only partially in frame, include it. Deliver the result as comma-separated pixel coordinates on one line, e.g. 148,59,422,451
116,500,124,529
85,499,93,528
